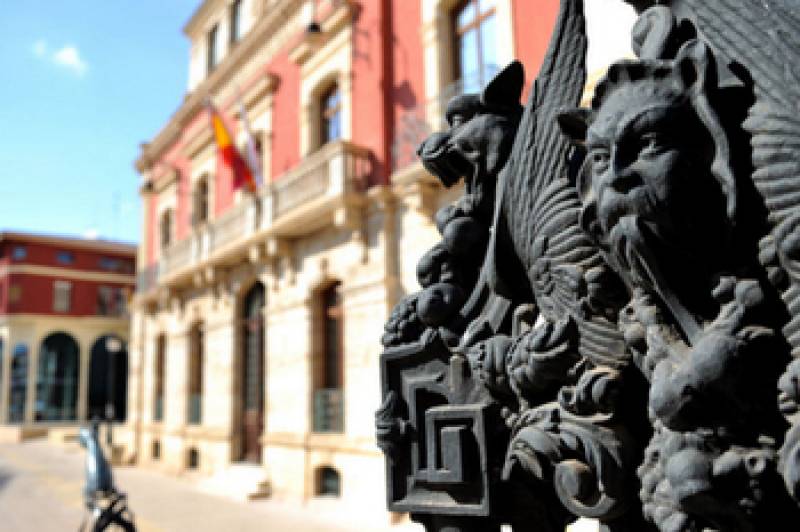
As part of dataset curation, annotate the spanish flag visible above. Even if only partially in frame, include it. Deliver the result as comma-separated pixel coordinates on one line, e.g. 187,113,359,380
207,100,256,192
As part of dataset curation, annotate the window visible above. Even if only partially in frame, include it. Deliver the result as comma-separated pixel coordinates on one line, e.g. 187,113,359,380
187,323,204,425
322,283,343,390
453,0,498,93
193,176,209,226
53,280,72,313
187,447,200,469
315,466,341,497
35,332,80,421
207,23,219,75
12,246,26,261
97,286,126,316
160,209,173,250
313,282,344,433
320,84,342,146
229,0,243,44
240,282,265,462
154,334,166,422
152,439,161,460
8,284,21,304
99,257,122,271
8,344,29,423
56,251,74,265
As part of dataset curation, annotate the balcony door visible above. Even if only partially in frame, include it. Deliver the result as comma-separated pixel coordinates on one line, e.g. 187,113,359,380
240,282,265,463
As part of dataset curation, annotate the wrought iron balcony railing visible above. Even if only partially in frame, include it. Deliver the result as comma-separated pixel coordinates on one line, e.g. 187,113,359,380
313,388,344,433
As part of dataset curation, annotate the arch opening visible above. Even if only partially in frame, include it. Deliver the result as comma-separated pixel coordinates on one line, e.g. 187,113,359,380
35,332,80,422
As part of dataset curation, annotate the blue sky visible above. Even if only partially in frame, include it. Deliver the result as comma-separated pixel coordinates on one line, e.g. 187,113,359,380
0,1,200,244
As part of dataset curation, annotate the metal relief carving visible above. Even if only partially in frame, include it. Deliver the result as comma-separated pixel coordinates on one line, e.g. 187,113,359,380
379,0,800,530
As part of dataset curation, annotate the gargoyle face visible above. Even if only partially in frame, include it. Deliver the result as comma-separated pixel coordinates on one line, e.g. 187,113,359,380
559,42,735,295
417,61,524,199
582,84,706,246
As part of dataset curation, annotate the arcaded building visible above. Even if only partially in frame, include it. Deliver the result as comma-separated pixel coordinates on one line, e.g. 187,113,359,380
125,0,559,519
0,231,135,442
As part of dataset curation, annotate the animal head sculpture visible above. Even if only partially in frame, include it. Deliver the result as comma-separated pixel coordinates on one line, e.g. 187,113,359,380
417,61,524,219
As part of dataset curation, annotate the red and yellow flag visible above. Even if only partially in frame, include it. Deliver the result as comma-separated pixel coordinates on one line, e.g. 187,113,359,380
207,101,256,193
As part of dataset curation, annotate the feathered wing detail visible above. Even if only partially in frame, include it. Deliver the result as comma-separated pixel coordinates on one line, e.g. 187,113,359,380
673,0,800,354
494,0,626,366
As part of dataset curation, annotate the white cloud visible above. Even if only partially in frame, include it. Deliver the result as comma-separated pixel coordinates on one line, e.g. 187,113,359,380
32,39,89,77
83,228,99,240
52,45,88,76
32,39,47,57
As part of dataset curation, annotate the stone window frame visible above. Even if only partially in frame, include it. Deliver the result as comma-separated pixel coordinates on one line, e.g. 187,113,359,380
52,280,72,313
190,152,217,220
420,0,515,126
159,208,174,251
192,173,211,228
298,25,353,157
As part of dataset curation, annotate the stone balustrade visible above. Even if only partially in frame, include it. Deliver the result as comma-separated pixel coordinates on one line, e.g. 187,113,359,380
138,140,371,294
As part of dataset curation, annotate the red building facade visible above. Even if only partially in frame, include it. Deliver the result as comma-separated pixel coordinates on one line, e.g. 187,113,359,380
0,232,135,440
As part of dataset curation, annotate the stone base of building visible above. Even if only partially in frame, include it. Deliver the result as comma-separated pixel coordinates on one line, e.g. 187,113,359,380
0,424,49,443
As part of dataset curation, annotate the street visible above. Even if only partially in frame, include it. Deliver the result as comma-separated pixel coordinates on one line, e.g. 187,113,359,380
0,439,416,532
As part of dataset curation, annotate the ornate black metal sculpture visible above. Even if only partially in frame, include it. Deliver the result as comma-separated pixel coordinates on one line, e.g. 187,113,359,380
377,1,800,530
79,421,136,532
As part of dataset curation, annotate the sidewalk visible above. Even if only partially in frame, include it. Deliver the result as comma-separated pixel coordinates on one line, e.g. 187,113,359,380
0,439,418,532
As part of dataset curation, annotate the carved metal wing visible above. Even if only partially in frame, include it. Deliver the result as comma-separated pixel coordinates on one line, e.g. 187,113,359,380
492,0,627,367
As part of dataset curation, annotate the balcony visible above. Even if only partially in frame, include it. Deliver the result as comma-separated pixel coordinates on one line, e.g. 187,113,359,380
139,140,371,295
312,388,344,433
267,140,370,236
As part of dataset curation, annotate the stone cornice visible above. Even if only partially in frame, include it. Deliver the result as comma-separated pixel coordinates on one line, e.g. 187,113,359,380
0,231,136,255
182,0,227,38
0,264,136,285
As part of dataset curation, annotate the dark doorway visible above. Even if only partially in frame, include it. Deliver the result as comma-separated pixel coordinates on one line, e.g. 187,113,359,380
87,335,128,422
35,332,80,421
240,282,265,463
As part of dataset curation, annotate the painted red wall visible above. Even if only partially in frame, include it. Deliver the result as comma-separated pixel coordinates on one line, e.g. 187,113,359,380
386,0,425,175
512,0,560,91
267,51,301,181
351,0,392,185
0,237,135,317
